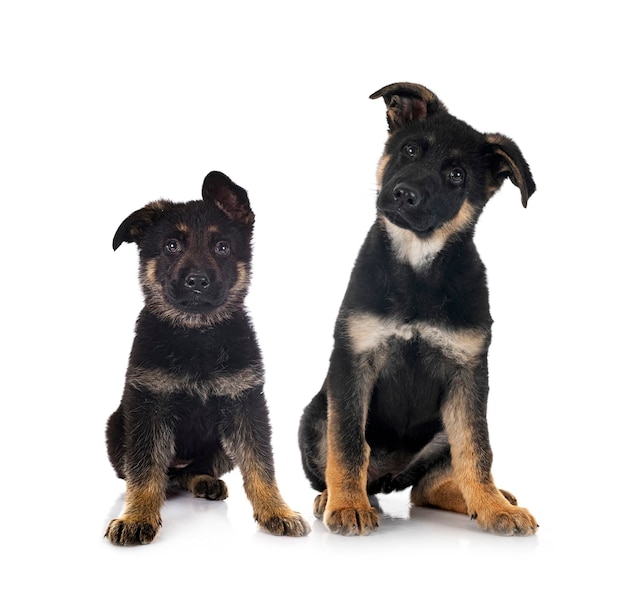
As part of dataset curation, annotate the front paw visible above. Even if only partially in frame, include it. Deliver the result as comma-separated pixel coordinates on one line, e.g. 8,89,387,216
105,517,161,546
257,510,311,537
475,504,538,537
324,505,379,536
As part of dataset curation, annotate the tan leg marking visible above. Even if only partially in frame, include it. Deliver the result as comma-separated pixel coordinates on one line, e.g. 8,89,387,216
242,469,310,537
105,474,166,546
322,400,379,536
411,474,468,514
412,473,518,515
443,375,537,536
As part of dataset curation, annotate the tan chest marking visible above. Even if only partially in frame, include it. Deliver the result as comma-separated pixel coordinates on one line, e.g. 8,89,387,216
126,364,264,400
346,312,487,366
381,200,477,271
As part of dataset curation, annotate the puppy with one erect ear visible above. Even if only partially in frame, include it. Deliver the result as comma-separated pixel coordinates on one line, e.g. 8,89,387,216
299,83,538,537
105,171,310,545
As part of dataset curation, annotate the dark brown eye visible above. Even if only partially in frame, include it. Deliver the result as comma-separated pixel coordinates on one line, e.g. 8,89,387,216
449,168,465,185
165,239,181,253
215,241,230,256
403,143,418,158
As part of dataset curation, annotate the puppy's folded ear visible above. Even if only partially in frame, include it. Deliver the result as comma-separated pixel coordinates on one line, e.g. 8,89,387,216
370,82,447,132
112,200,172,251
202,171,254,226
484,133,536,207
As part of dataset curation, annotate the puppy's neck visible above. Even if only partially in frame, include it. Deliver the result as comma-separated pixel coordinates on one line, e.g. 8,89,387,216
379,201,477,272
381,216,446,272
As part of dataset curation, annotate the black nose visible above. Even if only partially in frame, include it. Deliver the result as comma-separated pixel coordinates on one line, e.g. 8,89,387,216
185,272,210,292
393,183,423,207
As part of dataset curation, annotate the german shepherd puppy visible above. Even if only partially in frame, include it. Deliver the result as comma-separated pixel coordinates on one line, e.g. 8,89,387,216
105,171,310,545
298,83,538,536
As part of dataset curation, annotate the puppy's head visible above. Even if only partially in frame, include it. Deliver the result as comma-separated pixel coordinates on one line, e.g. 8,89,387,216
113,171,254,329
370,83,535,265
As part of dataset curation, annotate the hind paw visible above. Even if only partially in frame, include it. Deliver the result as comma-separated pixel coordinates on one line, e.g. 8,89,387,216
313,490,328,519
475,504,538,536
189,475,229,500
499,488,518,505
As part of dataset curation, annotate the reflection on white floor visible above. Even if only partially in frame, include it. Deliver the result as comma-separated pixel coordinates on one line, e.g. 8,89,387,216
82,458,618,589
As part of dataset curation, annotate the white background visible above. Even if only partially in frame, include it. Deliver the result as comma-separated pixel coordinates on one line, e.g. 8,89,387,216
2,1,624,586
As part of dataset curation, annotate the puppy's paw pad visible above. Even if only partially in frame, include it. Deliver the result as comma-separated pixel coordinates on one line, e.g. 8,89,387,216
324,506,379,536
105,518,161,546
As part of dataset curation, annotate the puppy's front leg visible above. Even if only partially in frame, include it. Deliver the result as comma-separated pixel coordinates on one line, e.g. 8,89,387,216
323,347,379,536
105,394,175,545
443,366,538,536
221,388,310,537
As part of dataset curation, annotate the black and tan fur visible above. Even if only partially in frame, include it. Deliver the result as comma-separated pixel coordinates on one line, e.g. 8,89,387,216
298,83,538,536
105,171,310,545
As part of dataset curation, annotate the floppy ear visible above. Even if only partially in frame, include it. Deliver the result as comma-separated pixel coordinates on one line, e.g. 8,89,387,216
370,82,447,132
484,133,536,208
112,200,171,251
202,171,254,226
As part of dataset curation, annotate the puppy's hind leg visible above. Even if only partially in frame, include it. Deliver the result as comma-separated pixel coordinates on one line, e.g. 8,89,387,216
176,472,229,501
313,489,328,519
410,466,469,514
173,452,234,501
410,463,519,515
298,390,331,520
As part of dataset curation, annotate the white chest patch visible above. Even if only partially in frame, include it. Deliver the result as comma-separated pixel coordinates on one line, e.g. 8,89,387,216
383,218,446,271
381,200,476,272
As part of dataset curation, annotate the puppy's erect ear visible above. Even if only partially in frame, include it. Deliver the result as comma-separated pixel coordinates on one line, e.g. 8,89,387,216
370,82,447,132
202,171,254,226
112,200,172,251
484,133,536,208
